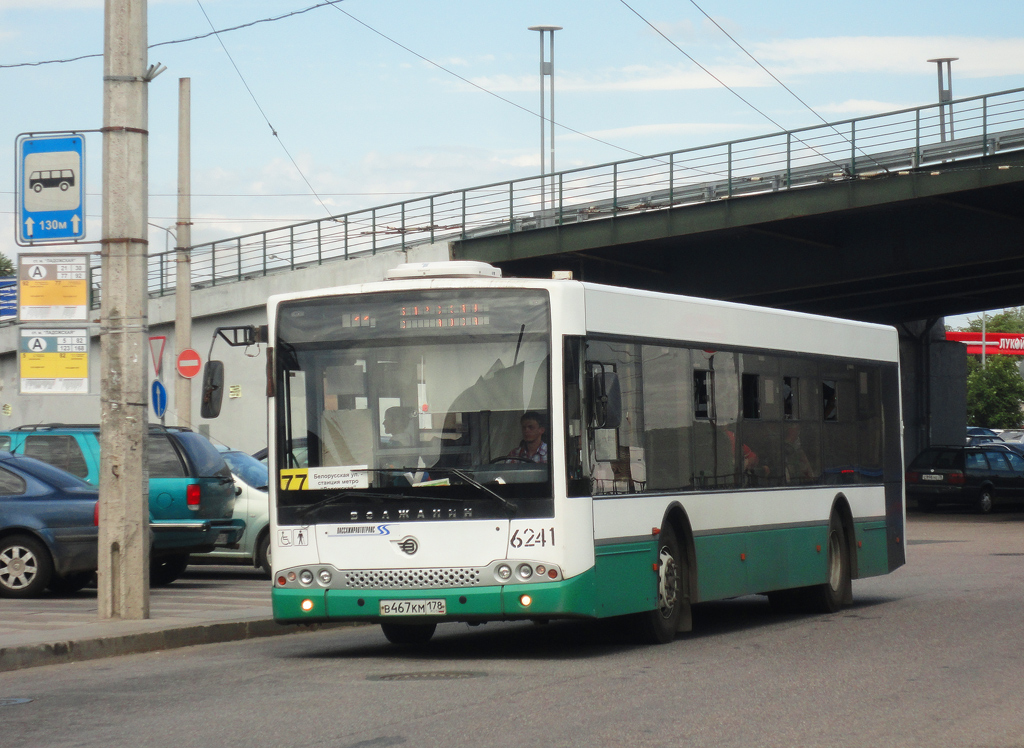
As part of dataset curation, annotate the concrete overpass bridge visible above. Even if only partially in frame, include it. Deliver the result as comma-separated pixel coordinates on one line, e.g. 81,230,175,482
4,87,1024,457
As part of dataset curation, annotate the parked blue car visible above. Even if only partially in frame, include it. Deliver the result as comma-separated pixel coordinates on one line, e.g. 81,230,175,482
0,424,244,585
0,451,99,598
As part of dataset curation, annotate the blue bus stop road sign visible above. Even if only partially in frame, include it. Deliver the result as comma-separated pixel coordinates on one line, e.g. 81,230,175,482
18,134,86,244
152,380,167,419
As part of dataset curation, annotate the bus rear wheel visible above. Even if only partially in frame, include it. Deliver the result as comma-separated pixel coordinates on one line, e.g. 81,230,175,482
636,524,686,644
381,622,436,645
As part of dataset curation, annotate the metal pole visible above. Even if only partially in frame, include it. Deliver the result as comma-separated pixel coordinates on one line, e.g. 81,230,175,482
98,0,152,620
175,77,192,429
529,25,562,213
928,57,957,142
549,30,556,211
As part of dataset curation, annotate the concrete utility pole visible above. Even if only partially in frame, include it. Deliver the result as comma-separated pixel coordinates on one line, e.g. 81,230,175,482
98,0,153,620
175,77,192,427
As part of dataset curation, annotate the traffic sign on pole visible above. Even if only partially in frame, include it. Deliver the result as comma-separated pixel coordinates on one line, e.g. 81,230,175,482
149,336,166,376
17,134,86,245
176,348,201,378
151,380,167,419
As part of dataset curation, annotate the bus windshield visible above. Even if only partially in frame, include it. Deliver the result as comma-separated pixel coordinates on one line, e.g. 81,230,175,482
274,288,552,522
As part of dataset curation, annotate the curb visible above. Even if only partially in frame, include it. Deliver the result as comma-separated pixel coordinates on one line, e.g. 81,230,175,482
0,619,347,673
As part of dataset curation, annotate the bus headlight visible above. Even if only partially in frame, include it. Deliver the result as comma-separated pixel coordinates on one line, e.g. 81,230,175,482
318,569,333,586
496,564,512,580
516,564,533,580
299,569,314,586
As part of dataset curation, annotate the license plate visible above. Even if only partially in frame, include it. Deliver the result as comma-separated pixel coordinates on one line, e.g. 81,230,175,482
922,474,944,481
379,599,446,616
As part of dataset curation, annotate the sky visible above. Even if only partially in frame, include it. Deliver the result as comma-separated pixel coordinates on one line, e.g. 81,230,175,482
1,0,1022,326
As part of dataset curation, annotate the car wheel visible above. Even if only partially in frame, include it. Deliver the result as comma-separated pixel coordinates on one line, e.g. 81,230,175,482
150,553,190,586
977,489,994,514
381,622,436,645
255,532,271,578
0,535,54,598
48,571,94,594
634,524,687,644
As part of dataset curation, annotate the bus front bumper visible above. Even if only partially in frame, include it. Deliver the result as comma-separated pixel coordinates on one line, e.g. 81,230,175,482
272,569,597,625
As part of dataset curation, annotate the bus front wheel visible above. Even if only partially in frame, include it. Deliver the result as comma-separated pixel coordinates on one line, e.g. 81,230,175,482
810,513,850,613
381,622,436,645
636,524,687,644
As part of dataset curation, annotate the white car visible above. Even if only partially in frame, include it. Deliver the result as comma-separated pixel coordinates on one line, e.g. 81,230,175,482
194,447,270,576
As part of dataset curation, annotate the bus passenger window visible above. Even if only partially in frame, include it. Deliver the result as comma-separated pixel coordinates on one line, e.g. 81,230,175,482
694,371,712,419
822,380,838,421
741,374,760,419
783,377,798,420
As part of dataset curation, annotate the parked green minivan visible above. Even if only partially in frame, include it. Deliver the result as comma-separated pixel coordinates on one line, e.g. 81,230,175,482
0,424,244,584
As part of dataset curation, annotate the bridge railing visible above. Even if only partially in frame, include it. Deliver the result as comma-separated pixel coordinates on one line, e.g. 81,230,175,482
88,87,1024,308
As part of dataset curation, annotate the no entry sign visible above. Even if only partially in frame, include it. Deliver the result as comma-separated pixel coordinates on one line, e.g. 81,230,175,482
176,348,202,378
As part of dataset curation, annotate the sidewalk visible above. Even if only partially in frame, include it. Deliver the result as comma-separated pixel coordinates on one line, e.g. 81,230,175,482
0,565,316,673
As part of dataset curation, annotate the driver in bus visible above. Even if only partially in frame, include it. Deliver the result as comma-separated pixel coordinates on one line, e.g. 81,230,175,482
382,406,418,447
506,411,548,463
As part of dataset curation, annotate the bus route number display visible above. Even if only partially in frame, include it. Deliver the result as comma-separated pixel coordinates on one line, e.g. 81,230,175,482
399,302,490,330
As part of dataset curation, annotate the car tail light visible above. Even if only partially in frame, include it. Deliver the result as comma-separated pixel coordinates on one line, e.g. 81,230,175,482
94,502,100,526
186,484,201,509
905,471,919,483
948,471,965,485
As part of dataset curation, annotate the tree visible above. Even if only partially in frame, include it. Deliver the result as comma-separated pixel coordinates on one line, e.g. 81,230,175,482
963,307,1024,333
0,252,13,277
957,308,1024,427
966,354,1024,428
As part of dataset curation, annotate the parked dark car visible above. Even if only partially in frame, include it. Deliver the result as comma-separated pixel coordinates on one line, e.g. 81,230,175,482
966,435,1004,446
907,443,1024,513
0,424,243,585
0,452,99,598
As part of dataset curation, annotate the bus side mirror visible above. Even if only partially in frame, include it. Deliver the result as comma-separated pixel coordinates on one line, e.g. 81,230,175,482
200,360,225,419
588,365,622,430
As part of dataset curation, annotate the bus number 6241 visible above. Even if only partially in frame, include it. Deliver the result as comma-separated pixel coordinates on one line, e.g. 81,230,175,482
510,527,555,549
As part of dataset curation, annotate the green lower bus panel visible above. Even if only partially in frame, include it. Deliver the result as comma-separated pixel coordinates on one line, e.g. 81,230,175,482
272,570,598,625
853,521,890,578
695,525,830,601
593,540,658,618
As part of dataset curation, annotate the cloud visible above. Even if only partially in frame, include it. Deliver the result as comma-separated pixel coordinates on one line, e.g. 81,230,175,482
563,122,763,142
469,64,776,94
751,36,1024,79
812,99,915,115
466,35,1023,96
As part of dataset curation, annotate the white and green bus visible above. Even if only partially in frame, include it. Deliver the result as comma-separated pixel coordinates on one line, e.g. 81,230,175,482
262,261,905,644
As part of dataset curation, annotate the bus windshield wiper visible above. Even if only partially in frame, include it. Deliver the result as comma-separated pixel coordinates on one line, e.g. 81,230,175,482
400,466,518,518
297,487,473,520
295,490,402,521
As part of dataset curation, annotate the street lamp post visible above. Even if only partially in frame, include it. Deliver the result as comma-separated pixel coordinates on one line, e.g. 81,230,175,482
528,25,561,212
927,57,958,142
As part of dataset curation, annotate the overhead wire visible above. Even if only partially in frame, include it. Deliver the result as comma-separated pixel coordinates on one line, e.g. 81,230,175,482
194,0,338,219
618,0,846,171
685,0,887,171
322,1,653,162
0,0,346,69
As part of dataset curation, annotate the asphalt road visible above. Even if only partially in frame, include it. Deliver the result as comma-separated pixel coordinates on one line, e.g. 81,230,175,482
2,511,1023,748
